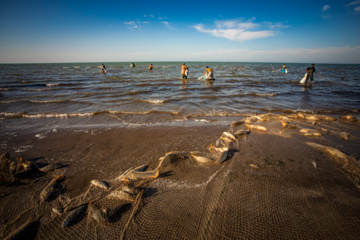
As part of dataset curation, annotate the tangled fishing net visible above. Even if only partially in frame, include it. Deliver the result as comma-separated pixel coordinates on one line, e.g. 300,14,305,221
1,113,360,239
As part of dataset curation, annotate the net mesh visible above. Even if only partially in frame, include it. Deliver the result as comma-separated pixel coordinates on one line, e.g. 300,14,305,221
1,113,360,239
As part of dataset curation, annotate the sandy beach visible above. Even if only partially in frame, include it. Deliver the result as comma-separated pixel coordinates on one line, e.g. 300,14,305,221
2,0,360,237
1,113,360,239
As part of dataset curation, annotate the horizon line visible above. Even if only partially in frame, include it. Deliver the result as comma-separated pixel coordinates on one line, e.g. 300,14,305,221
1,61,359,65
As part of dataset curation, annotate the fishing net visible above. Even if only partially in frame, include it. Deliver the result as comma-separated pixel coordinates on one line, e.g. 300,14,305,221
1,113,360,239
197,75,207,81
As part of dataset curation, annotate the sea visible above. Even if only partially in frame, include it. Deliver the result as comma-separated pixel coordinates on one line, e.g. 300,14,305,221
1,62,359,133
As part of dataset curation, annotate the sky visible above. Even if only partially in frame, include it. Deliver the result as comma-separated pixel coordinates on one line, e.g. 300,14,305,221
0,0,360,64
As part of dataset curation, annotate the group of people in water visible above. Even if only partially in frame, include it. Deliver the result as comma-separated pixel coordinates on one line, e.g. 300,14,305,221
148,62,215,82
180,63,214,81
102,62,214,81
281,63,316,84
101,62,316,84
282,63,316,84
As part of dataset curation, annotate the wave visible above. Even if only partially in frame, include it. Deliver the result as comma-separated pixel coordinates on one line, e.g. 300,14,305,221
14,145,33,152
23,88,57,92
46,83,61,87
154,66,173,69
29,99,69,104
20,82,82,91
105,110,180,116
0,112,25,118
23,112,94,118
0,99,71,104
249,93,278,97
1,62,359,127
142,99,167,104
190,110,245,118
0,111,93,119
189,92,278,100
0,100,19,104
0,109,181,119
136,82,173,87
198,95,218,99
194,119,212,123
126,90,149,95
1,107,358,122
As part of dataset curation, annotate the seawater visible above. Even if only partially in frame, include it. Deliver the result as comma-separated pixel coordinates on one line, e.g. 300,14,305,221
1,62,359,131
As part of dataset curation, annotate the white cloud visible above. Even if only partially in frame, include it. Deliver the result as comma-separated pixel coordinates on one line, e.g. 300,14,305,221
215,20,259,30
345,1,360,11
322,5,330,12
124,21,135,25
127,15,170,30
124,21,150,30
161,21,174,29
264,21,290,30
321,5,331,19
346,0,360,6
193,19,287,41
124,21,140,30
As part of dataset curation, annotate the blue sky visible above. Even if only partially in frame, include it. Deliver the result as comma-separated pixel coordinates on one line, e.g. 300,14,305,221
1,0,360,63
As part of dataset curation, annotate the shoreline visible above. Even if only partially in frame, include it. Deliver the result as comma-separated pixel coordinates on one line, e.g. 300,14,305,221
1,113,360,239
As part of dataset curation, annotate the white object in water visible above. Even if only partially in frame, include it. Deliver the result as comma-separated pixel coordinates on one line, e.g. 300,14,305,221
198,75,207,81
300,73,307,84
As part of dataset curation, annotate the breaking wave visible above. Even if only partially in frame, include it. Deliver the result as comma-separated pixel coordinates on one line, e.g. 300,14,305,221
142,99,167,104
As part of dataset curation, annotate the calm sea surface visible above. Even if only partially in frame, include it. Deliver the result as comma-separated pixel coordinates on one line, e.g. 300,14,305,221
1,62,359,132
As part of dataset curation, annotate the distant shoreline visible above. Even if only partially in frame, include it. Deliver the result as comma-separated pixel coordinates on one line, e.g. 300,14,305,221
2,61,360,65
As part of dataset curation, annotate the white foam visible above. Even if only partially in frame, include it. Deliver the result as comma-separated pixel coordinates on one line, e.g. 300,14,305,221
46,83,61,87
23,112,94,118
0,112,22,117
74,130,89,133
29,100,64,103
35,133,47,139
194,119,211,123
14,145,33,152
145,99,167,104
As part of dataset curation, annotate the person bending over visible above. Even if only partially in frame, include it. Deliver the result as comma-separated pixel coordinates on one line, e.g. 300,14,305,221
203,66,214,81
305,64,316,83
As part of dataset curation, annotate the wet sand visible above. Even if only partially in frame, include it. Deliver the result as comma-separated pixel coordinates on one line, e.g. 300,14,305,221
1,115,360,239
